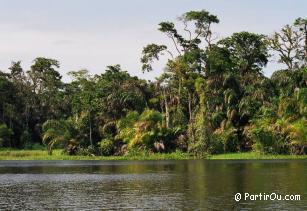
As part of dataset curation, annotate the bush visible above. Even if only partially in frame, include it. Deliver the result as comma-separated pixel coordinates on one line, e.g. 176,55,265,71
117,109,170,151
99,139,114,156
100,121,117,137
278,97,299,120
222,127,238,152
212,124,238,153
77,145,99,156
116,111,139,144
287,118,307,155
21,130,33,149
208,137,224,154
139,109,162,122
188,142,208,158
0,123,13,147
251,127,289,154
31,143,45,150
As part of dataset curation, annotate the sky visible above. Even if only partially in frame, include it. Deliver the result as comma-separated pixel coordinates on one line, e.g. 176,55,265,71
0,0,306,81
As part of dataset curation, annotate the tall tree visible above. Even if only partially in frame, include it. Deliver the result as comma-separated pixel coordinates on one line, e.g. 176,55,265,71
218,32,269,75
294,17,307,64
267,23,305,70
141,10,219,134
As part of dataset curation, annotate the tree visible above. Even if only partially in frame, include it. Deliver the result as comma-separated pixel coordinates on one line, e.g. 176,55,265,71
68,69,96,147
42,119,75,155
67,65,150,149
0,123,13,147
268,20,306,70
218,32,269,74
0,10,306,157
141,10,219,139
9,61,24,81
294,17,307,64
8,61,34,146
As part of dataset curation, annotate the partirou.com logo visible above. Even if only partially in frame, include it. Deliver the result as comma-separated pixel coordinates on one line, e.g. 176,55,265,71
234,193,301,202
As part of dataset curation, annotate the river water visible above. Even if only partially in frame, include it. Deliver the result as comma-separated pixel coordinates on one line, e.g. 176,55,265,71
0,160,306,210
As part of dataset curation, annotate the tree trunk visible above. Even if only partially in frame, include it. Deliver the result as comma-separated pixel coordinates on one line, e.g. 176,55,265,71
2,103,4,121
9,116,12,148
178,78,182,105
89,110,93,147
163,88,170,128
188,92,195,143
48,145,52,155
188,92,193,122
304,25,307,64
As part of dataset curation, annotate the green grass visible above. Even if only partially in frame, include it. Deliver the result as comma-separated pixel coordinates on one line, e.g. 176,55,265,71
208,152,307,160
0,149,190,160
0,149,306,160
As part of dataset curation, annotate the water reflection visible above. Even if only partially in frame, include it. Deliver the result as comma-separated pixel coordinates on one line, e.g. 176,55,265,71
0,160,306,210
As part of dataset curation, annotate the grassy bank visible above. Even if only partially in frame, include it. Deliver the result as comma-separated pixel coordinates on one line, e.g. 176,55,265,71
0,148,307,160
209,152,307,160
0,149,190,161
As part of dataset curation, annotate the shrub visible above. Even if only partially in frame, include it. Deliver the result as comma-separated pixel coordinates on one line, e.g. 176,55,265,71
21,130,33,149
213,125,238,153
296,87,307,116
278,97,299,120
287,118,307,155
188,141,208,158
116,111,139,143
99,139,114,156
77,145,99,156
31,143,45,150
251,126,289,154
100,121,117,137
117,109,174,151
0,123,13,147
208,136,224,154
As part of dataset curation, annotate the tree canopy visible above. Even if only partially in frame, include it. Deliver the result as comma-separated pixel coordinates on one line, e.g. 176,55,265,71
0,10,306,156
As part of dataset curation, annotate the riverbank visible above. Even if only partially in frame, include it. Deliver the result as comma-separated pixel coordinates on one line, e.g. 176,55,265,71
0,149,306,160
0,149,190,160
210,152,307,160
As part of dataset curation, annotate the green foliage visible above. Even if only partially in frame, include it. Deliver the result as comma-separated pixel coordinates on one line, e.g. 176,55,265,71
278,97,300,120
141,44,168,72
182,10,219,25
116,111,139,144
0,10,306,158
139,109,163,122
271,68,306,97
250,102,306,155
218,126,239,153
0,124,13,147
42,119,75,155
287,119,307,155
129,109,163,149
218,32,269,73
206,45,233,73
99,139,114,156
116,109,175,151
100,121,117,137
21,130,33,149
211,112,225,129
296,87,307,116
251,125,289,154
189,77,214,156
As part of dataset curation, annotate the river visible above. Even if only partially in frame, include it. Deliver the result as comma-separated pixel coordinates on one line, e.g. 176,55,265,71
0,160,306,210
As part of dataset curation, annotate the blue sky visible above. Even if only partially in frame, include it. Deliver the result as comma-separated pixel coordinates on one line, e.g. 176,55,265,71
0,0,306,81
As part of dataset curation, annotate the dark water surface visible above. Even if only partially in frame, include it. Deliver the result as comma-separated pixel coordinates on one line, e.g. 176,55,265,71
0,160,306,210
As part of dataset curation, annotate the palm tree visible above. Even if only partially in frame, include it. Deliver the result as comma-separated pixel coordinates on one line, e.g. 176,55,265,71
42,119,74,155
